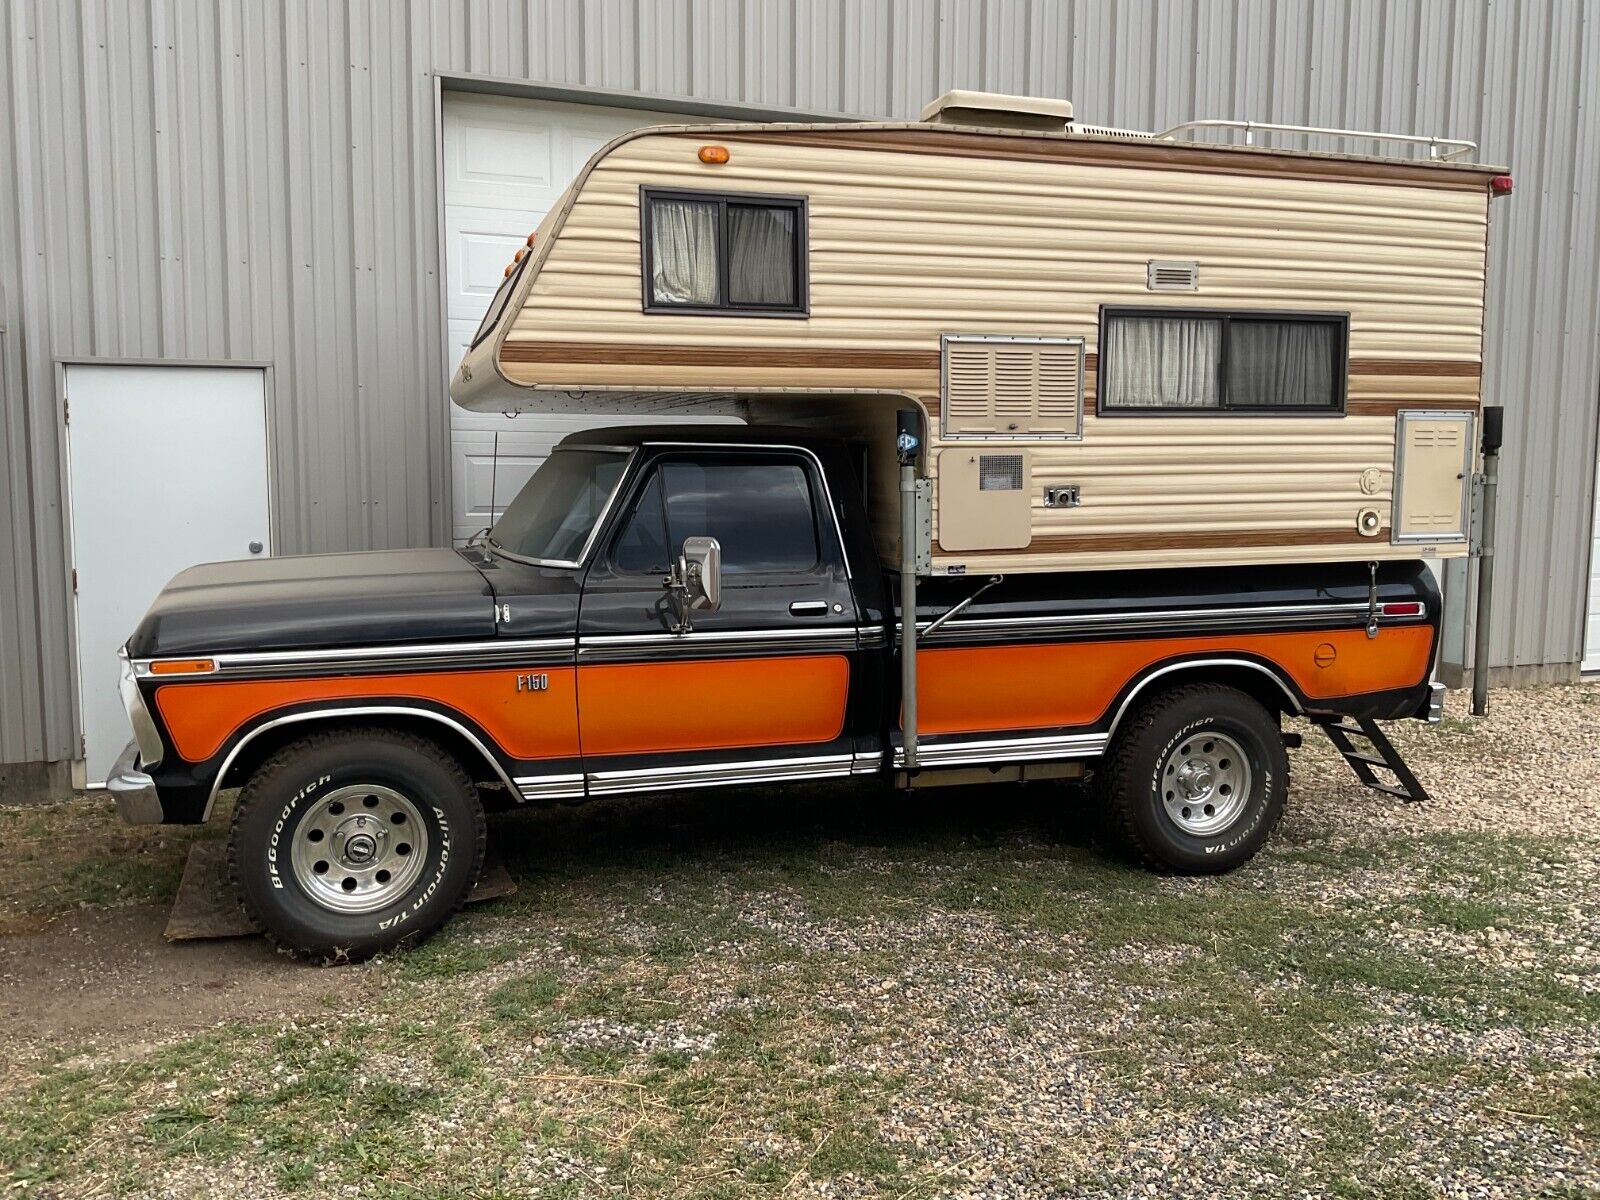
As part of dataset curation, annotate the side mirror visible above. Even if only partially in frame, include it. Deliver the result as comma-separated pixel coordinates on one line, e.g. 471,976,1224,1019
680,536,721,611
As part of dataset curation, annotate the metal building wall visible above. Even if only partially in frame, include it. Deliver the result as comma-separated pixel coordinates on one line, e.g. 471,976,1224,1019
2,0,1596,766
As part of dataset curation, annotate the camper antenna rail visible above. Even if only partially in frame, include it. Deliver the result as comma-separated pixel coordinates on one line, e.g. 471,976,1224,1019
1156,118,1477,161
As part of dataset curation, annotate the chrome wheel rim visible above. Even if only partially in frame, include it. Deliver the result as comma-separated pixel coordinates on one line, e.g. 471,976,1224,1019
1159,731,1252,837
289,784,429,914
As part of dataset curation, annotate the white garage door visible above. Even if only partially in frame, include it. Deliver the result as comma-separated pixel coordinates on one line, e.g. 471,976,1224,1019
443,93,730,544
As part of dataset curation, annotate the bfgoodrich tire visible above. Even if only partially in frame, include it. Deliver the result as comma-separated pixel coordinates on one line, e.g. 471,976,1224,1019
1098,683,1287,874
228,728,486,963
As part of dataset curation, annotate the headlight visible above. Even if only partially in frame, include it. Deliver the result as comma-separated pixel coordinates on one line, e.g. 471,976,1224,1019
118,647,164,769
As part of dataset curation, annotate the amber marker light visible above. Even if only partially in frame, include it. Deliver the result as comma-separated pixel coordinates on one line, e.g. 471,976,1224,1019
149,658,217,676
526,231,537,246
698,144,730,165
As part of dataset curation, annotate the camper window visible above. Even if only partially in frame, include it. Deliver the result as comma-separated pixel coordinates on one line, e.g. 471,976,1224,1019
1099,308,1347,415
641,187,808,316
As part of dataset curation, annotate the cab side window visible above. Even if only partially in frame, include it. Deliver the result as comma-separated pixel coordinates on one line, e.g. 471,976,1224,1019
611,457,821,576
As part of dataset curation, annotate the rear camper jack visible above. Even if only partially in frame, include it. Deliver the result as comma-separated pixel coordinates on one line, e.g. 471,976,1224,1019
1471,406,1505,717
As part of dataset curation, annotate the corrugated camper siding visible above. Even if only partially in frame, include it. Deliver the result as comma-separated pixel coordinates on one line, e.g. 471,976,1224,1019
1,0,1596,765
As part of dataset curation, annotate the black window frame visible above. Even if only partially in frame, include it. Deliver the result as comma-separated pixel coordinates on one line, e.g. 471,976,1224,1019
469,249,530,351
1096,306,1350,417
603,449,832,581
639,186,810,318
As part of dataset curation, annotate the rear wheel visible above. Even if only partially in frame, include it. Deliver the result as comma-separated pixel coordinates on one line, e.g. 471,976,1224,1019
228,728,486,963
1098,683,1287,873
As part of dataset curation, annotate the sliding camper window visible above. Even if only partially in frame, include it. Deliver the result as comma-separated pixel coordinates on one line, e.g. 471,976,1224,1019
641,187,808,316
1098,308,1348,415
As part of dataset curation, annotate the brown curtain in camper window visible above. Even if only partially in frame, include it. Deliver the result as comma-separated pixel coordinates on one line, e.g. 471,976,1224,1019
649,198,720,305
1225,321,1338,408
728,206,797,306
1102,316,1222,408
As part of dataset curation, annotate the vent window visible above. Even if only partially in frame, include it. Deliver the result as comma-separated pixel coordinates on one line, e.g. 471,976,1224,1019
641,187,807,316
942,335,1085,440
1147,260,1200,292
1099,308,1348,415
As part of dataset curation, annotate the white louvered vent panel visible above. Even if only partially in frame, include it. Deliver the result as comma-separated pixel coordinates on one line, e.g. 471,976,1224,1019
1147,259,1200,292
942,337,1084,440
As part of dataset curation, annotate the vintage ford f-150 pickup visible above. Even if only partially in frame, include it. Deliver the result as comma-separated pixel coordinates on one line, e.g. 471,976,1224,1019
111,424,1444,961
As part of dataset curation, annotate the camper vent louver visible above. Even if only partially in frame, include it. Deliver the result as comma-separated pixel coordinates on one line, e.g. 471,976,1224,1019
1147,260,1200,291
941,335,1085,440
978,454,1025,491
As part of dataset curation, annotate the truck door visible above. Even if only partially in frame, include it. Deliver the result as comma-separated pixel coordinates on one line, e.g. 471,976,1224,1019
576,447,863,793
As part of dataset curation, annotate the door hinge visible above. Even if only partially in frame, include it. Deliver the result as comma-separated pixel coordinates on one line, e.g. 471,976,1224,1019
62,398,69,425
71,567,78,593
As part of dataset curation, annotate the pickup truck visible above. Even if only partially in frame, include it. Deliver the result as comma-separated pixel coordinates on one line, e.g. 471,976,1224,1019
111,423,1441,961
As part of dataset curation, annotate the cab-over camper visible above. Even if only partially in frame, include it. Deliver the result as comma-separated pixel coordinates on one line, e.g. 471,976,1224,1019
110,92,1510,961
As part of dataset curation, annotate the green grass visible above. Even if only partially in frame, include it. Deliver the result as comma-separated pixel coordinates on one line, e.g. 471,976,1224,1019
3,778,1597,1196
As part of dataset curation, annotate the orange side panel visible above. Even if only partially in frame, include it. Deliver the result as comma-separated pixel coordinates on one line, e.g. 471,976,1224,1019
155,668,580,763
578,655,850,757
915,626,1434,736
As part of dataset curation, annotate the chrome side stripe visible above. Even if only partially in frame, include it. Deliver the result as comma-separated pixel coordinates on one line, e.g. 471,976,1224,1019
515,773,586,802
578,627,858,661
894,732,1109,769
585,754,856,796
870,599,1425,645
137,637,577,678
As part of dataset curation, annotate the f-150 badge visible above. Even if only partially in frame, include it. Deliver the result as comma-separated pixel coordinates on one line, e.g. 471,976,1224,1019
516,673,549,693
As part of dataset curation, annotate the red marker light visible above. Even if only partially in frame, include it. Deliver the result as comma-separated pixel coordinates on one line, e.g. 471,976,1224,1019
1381,601,1424,618
1490,174,1514,196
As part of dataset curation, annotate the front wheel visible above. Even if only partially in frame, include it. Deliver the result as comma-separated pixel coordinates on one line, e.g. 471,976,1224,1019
228,728,487,963
1097,683,1287,873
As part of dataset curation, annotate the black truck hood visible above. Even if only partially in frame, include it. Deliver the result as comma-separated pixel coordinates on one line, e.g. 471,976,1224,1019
127,548,502,657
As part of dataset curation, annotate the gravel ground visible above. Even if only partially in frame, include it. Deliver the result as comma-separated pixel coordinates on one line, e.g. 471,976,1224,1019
1,682,1597,1198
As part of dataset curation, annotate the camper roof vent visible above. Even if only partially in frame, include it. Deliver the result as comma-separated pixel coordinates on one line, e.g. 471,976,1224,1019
1147,260,1200,292
920,90,1073,133
942,334,1084,441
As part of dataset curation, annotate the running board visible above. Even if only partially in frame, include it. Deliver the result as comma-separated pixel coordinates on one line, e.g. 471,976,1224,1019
1313,717,1430,804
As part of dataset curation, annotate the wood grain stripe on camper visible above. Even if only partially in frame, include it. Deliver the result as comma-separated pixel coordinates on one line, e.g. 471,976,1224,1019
1346,398,1480,416
1347,359,1481,377
708,129,1500,193
1025,527,1387,554
500,341,940,372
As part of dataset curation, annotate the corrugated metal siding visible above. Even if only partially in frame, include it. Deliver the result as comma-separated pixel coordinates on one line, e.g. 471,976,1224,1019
1,0,1596,763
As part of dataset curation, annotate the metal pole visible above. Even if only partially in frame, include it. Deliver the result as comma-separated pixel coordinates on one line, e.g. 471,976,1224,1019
1471,407,1504,717
897,412,921,770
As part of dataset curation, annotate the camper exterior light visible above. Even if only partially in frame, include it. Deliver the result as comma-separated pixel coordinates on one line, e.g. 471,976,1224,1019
1490,174,1514,195
698,144,730,164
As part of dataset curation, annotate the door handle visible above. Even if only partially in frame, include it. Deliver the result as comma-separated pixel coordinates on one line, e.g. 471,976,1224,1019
789,600,829,616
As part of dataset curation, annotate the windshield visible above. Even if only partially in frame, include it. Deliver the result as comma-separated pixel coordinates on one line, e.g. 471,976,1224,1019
489,449,630,565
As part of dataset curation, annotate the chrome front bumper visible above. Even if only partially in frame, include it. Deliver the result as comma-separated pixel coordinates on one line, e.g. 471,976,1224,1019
107,740,164,824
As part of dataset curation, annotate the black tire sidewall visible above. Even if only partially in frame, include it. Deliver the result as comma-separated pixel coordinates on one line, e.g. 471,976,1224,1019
234,738,482,959
1126,697,1286,872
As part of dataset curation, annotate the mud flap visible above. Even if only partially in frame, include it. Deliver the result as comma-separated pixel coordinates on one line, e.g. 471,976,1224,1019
163,840,516,941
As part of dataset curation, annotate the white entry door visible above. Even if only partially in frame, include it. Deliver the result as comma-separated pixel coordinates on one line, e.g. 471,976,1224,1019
442,93,731,543
65,364,271,782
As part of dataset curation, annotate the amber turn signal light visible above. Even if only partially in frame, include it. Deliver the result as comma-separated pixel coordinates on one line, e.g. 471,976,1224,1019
698,144,730,165
526,231,537,247
149,658,217,675
1490,174,1513,196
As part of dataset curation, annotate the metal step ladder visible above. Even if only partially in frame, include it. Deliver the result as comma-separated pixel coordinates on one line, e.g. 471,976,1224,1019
1313,716,1431,804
